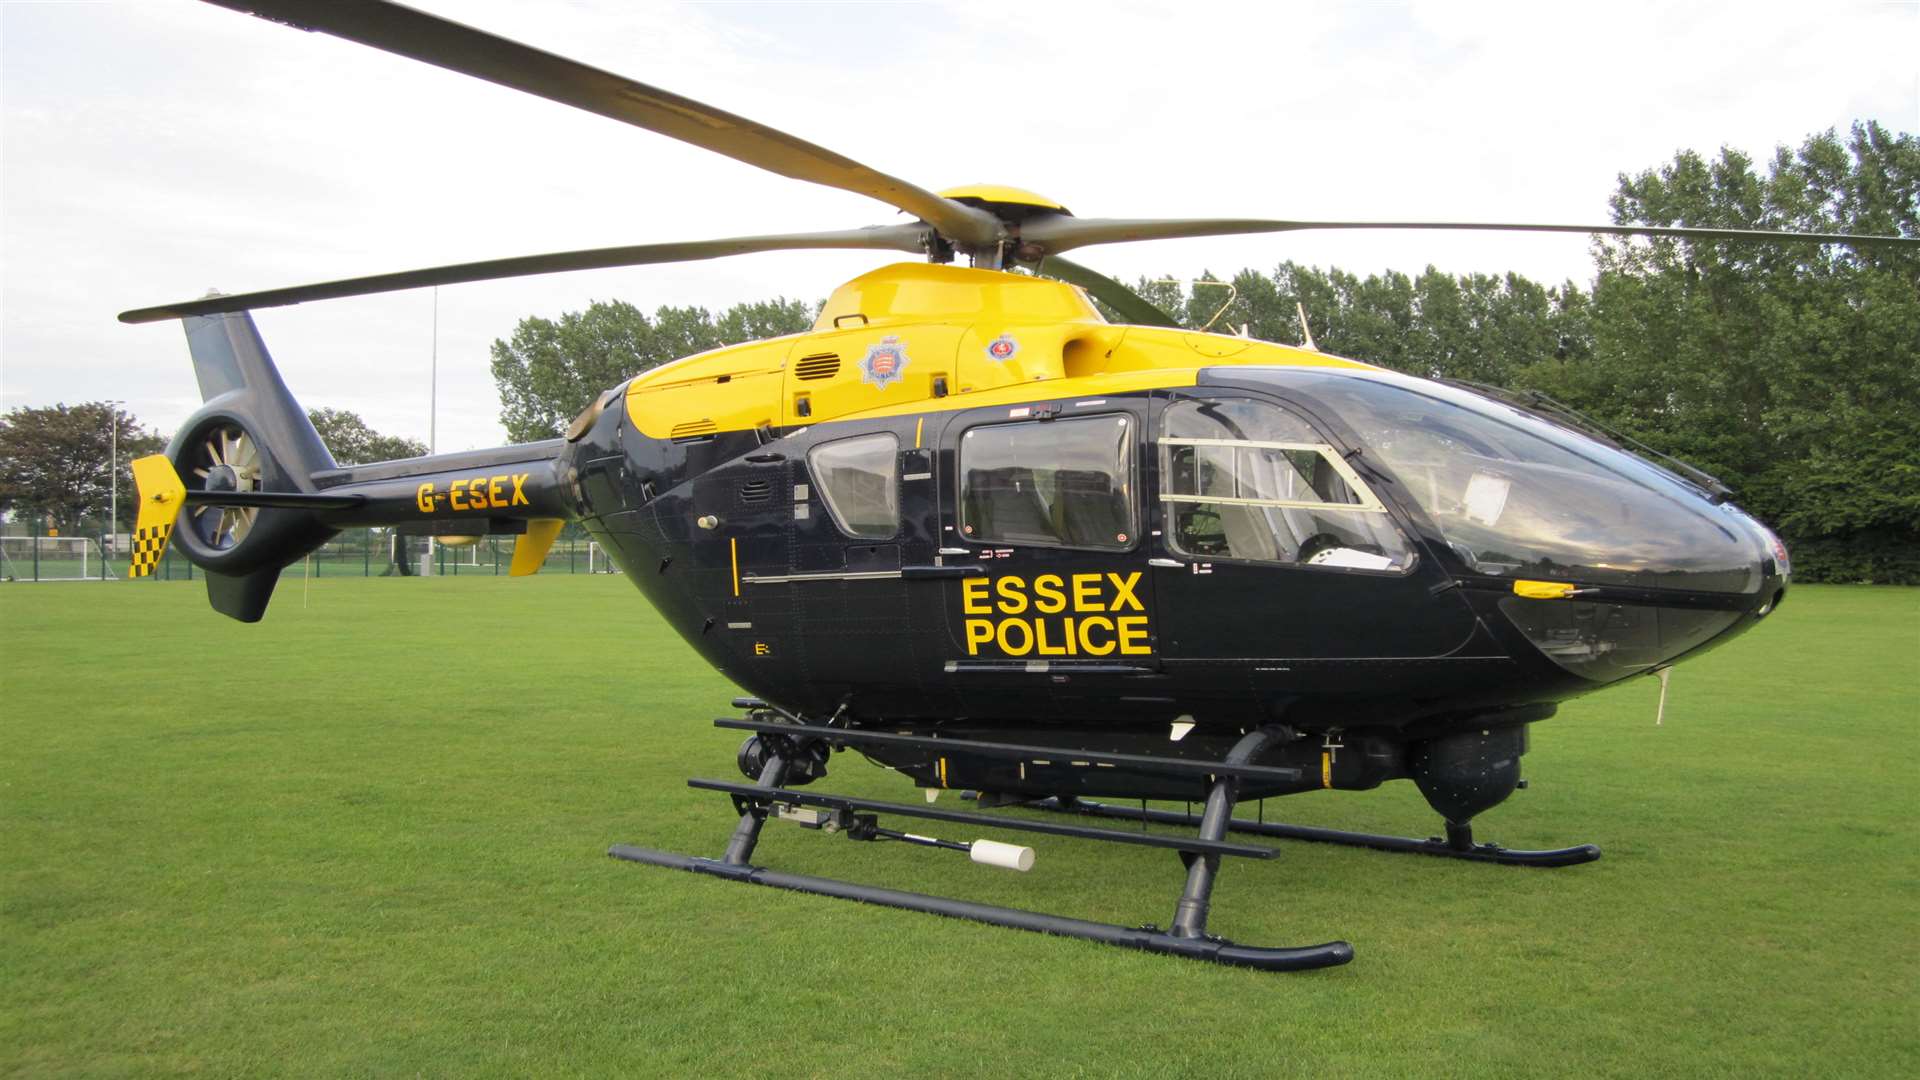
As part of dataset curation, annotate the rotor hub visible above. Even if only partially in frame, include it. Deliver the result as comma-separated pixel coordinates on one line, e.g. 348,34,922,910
937,184,1072,224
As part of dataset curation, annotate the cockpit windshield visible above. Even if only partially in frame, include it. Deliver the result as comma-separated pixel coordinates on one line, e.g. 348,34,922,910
1269,370,1766,594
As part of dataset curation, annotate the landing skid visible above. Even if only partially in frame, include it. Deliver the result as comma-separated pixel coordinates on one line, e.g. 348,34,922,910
609,720,1353,972
1023,797,1602,868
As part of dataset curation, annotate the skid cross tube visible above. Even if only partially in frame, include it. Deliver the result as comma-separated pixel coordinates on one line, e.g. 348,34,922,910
713,717,1305,785
1033,798,1601,868
687,779,1275,858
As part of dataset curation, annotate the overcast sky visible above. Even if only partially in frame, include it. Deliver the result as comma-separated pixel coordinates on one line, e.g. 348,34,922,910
3,0,1914,452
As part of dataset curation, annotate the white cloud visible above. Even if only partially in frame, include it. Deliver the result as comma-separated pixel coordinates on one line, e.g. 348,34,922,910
3,0,1912,451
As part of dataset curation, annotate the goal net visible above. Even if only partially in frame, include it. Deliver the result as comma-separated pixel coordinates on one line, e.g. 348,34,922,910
0,536,108,581
588,541,616,574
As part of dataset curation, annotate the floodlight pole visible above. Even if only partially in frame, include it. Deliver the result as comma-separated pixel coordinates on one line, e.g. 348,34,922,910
425,288,438,577
107,400,124,578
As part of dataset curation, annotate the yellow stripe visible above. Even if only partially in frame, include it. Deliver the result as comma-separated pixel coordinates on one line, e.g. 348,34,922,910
730,537,740,598
1321,751,1332,789
914,416,924,448
938,756,948,788
1513,579,1579,600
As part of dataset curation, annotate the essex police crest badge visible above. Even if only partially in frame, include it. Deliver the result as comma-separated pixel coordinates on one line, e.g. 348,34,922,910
861,335,910,388
986,334,1019,361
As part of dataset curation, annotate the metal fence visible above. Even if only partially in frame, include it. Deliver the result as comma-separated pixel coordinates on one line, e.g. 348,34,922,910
0,532,615,583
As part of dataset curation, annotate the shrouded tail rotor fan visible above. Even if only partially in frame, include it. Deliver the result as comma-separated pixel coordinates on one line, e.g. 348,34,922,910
186,423,264,549
166,414,335,578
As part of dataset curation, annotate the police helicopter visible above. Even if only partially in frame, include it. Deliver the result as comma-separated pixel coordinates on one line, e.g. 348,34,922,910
122,0,1917,971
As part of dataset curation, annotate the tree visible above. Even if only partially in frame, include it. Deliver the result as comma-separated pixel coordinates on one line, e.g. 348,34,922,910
490,298,814,442
1565,122,1919,581
0,402,167,535
1143,260,1583,384
306,407,428,465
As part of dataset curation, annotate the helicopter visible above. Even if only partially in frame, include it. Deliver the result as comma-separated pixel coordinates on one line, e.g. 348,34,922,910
120,0,1917,972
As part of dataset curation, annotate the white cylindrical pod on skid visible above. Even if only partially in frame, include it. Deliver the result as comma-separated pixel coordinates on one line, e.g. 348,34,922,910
968,839,1035,872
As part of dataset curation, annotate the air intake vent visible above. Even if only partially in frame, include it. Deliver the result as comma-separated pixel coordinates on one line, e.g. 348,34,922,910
670,419,717,442
737,479,772,505
794,353,841,381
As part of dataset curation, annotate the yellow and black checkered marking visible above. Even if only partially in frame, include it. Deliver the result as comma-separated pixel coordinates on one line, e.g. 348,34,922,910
128,454,187,579
129,523,173,578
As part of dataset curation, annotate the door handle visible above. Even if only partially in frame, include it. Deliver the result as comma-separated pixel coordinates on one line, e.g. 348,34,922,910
1148,558,1181,568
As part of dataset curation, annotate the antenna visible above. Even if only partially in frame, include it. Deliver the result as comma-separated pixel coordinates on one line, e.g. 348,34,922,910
1295,301,1319,351
1153,278,1239,332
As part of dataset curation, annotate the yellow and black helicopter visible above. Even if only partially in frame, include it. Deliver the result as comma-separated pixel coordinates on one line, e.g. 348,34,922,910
123,1,1916,971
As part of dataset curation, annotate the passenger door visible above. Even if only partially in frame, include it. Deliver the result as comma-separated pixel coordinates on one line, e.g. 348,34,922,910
939,402,1159,701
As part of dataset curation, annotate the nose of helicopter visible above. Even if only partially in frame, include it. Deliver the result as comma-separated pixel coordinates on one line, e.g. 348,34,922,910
1259,368,1792,687
1489,495,1789,680
1494,519,1786,685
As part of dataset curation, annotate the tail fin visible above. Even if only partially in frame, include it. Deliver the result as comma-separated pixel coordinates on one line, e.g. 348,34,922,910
182,309,337,478
165,310,340,620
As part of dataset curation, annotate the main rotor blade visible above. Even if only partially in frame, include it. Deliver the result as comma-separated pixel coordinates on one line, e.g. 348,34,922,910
202,0,1003,250
1021,216,1920,255
1028,256,1179,328
118,225,929,324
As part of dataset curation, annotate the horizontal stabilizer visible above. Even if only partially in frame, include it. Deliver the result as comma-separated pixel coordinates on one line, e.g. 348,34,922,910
128,454,186,578
182,489,366,511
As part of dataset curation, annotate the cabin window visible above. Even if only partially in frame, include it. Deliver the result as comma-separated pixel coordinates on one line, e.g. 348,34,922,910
1161,398,1412,571
960,415,1134,550
808,432,899,539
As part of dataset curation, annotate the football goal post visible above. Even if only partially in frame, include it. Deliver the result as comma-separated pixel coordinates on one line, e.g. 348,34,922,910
588,541,616,574
0,536,108,581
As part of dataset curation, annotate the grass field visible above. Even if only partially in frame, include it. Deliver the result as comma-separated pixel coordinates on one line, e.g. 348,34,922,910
3,576,1915,1078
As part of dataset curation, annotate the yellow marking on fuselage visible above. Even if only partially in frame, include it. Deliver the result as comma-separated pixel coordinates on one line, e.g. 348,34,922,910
959,572,1150,658
914,416,924,448
730,537,740,598
415,473,530,514
620,263,1374,441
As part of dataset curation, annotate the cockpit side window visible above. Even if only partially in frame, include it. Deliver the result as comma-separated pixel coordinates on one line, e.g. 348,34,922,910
960,415,1134,550
1160,398,1414,572
807,432,899,539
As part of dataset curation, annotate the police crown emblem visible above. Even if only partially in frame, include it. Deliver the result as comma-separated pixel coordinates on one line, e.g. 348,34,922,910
861,335,910,388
